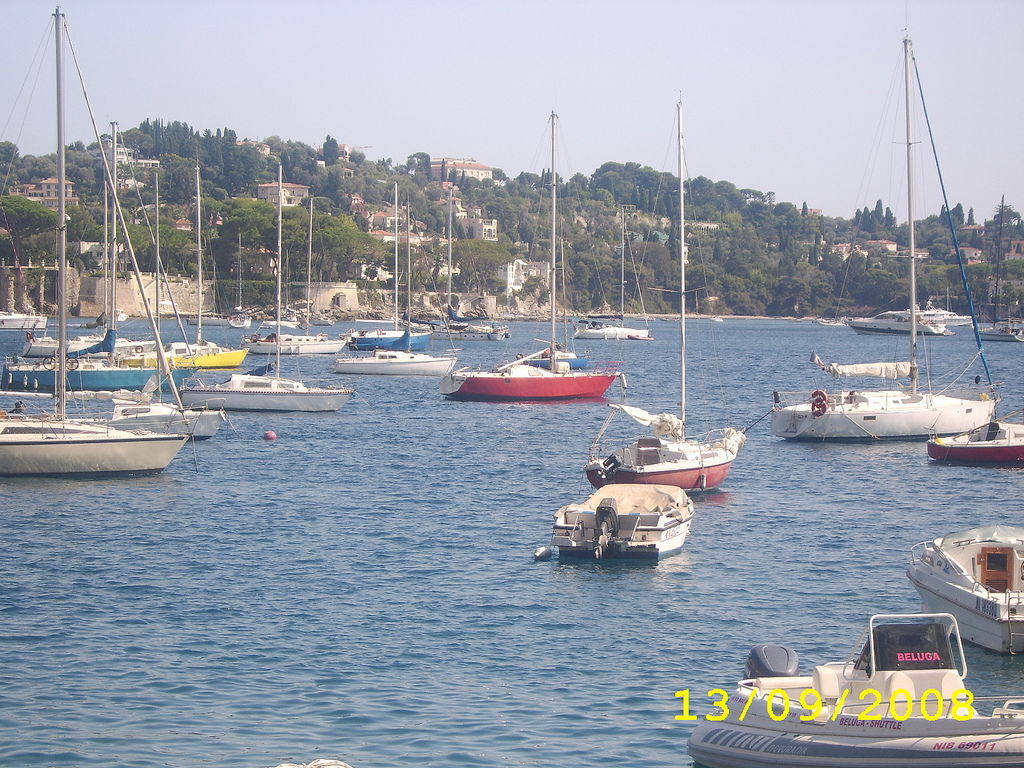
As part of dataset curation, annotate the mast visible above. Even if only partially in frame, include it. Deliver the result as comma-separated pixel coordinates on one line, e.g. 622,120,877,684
109,121,118,333
549,111,557,370
195,163,203,343
54,6,67,420
306,194,314,332
677,100,687,430
237,232,243,310
406,200,413,352
447,185,454,310
904,36,919,394
620,206,626,327
154,170,160,329
393,182,399,330
275,163,283,378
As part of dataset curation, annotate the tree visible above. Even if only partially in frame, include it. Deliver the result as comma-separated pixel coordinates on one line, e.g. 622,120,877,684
452,239,512,294
0,195,57,266
323,136,339,166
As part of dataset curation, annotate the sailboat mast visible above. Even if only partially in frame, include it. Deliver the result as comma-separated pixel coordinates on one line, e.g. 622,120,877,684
195,163,203,344
447,186,453,309
549,111,557,370
275,163,283,377
306,194,314,332
110,121,118,333
407,201,413,352
54,6,67,420
154,171,160,324
620,206,626,328
393,182,399,330
677,100,687,429
904,36,919,394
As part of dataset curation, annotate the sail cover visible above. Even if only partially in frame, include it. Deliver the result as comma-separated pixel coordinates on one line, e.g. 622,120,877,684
67,328,117,359
811,352,910,380
611,403,685,441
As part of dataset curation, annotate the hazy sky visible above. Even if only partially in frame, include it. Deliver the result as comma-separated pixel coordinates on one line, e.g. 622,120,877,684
3,0,1020,220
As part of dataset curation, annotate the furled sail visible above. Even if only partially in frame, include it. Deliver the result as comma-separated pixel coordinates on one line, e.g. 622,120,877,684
611,403,685,440
811,352,910,380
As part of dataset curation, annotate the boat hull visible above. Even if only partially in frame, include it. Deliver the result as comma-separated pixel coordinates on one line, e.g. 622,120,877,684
927,424,1024,464
585,457,735,493
0,420,186,476
245,337,348,355
2,365,194,393
574,325,652,340
0,314,47,331
689,719,1024,768
348,330,430,351
440,370,618,401
771,391,995,441
332,355,457,376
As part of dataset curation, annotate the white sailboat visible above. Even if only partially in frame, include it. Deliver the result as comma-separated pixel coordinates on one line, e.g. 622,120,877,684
574,207,652,341
583,101,745,492
770,37,996,441
179,166,353,412
243,195,347,355
334,198,457,376
0,9,187,476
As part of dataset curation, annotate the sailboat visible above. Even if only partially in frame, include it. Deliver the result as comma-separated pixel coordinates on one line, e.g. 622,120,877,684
332,200,457,376
0,9,187,476
243,195,347,355
583,102,745,491
771,37,996,441
440,112,621,401
347,185,433,353
574,207,652,341
178,166,353,412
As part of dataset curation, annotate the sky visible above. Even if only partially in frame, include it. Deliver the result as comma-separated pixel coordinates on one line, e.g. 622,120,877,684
3,0,1021,220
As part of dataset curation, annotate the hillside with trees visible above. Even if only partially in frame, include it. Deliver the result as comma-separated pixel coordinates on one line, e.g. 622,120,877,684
1,120,1021,319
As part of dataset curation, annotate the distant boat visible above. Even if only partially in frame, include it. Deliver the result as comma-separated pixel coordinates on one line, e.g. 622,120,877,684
927,420,1024,464
0,312,46,331
847,310,952,336
980,323,1024,342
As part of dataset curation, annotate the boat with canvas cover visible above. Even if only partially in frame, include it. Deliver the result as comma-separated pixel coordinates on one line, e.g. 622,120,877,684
908,526,1024,652
550,483,693,560
687,612,1024,768
771,38,995,442
583,102,744,492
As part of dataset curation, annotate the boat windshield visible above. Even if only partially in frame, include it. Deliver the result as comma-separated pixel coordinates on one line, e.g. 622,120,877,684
855,614,963,677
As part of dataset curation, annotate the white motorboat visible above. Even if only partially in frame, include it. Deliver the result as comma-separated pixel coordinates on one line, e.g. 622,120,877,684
908,525,1024,653
573,320,653,340
331,349,457,376
919,300,974,327
687,612,1024,768
0,312,47,331
848,311,953,336
771,38,995,442
550,483,693,560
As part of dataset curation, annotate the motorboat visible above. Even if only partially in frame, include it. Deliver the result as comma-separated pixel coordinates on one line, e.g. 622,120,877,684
331,348,457,376
550,483,693,560
0,312,47,331
927,420,1024,464
687,612,1024,768
585,405,746,492
981,324,1024,343
848,311,953,336
919,300,974,327
583,102,744,492
908,526,1024,652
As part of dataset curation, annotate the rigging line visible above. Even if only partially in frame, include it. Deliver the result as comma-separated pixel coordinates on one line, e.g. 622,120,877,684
0,18,52,191
912,55,993,388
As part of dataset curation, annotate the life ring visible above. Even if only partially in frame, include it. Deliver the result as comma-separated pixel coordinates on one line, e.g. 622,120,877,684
133,345,144,354
66,356,80,371
42,356,56,371
810,389,828,417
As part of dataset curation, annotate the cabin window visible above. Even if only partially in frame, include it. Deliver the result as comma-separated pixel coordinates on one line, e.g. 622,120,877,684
987,552,1008,571
863,415,877,421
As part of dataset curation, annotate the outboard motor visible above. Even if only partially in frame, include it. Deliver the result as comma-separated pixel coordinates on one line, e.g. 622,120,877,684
593,498,619,559
597,454,621,482
745,643,799,679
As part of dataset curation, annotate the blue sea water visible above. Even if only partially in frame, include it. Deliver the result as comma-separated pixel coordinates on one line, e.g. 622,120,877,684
1,318,1022,768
